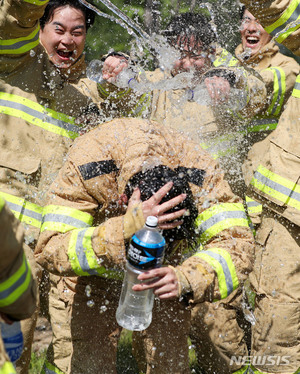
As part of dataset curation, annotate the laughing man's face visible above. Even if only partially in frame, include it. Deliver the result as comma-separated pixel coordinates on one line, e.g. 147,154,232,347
40,5,86,70
240,10,271,56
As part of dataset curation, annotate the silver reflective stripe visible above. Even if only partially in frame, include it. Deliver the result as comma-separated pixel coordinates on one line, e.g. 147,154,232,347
197,210,247,235
270,68,283,115
254,170,300,203
42,213,91,229
204,250,233,294
0,33,39,52
269,2,300,37
76,228,99,276
246,200,261,208
0,98,79,134
0,258,28,301
294,81,300,91
5,201,42,222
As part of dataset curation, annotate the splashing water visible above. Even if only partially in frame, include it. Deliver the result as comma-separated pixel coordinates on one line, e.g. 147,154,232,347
78,0,180,71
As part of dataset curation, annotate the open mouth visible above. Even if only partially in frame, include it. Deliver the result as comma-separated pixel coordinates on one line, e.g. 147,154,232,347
57,50,74,60
246,36,260,46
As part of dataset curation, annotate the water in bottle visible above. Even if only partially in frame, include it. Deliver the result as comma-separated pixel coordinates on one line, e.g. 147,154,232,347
116,216,165,331
1,321,24,364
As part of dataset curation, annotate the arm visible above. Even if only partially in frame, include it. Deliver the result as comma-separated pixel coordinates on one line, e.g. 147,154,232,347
241,0,300,56
0,0,49,73
0,197,37,321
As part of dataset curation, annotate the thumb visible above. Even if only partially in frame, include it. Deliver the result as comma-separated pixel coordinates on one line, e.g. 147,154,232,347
128,187,141,208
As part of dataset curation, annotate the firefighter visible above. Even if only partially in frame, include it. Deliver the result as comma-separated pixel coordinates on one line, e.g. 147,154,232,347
34,117,255,374
0,197,37,374
100,13,269,374
0,1,136,372
235,0,300,373
236,6,299,224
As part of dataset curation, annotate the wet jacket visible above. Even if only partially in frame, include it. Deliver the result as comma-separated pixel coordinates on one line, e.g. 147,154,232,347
241,0,300,227
0,197,37,373
0,0,121,245
235,40,299,220
35,118,254,304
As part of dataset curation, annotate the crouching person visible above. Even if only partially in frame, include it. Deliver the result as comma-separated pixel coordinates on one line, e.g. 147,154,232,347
35,117,255,374
0,197,37,373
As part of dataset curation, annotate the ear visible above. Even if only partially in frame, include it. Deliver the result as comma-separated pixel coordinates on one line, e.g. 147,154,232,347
118,193,128,206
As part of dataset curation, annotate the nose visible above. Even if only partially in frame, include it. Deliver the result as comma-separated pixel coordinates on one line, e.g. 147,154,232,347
61,33,74,47
246,19,259,32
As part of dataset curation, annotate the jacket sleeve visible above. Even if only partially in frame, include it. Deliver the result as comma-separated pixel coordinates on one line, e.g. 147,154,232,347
0,0,49,72
173,139,255,304
35,149,145,278
0,197,37,321
241,0,300,57
258,56,299,116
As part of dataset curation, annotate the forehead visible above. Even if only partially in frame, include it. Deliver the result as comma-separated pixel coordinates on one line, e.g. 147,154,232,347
244,9,255,19
50,5,85,24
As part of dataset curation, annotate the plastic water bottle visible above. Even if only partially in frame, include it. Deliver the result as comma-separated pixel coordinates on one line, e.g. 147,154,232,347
1,321,24,364
116,216,166,331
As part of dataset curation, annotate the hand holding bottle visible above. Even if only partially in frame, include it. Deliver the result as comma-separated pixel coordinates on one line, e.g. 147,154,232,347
102,54,129,82
132,266,179,300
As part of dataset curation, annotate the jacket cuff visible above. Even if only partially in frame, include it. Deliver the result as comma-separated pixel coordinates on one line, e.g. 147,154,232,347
123,203,145,239
168,265,192,297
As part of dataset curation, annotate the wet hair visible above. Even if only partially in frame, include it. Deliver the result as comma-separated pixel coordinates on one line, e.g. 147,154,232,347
40,0,96,31
162,12,217,51
239,5,246,20
124,165,198,245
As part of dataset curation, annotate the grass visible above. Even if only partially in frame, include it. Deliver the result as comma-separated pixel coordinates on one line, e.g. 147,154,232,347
29,330,205,374
29,350,47,374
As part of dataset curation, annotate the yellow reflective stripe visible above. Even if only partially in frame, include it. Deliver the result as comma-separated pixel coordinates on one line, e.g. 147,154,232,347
0,254,31,308
245,196,262,214
0,361,16,374
0,26,39,55
0,191,43,229
213,49,239,67
265,0,300,40
0,92,79,139
194,247,239,299
41,205,93,233
68,227,123,279
42,360,66,374
0,196,5,211
251,164,300,210
129,92,152,117
195,203,249,244
97,83,110,97
263,67,286,117
247,118,278,133
24,0,49,4
292,74,300,98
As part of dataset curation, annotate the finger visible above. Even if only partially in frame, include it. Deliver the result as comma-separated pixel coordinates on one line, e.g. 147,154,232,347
149,181,174,205
127,188,141,208
157,195,186,215
158,208,186,223
158,220,184,230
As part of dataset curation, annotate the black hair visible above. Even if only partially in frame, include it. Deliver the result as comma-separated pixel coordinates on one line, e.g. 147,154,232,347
162,12,217,51
124,165,198,245
40,0,95,31
239,5,246,20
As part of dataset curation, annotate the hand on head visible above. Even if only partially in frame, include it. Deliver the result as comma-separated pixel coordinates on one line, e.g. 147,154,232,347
127,181,187,230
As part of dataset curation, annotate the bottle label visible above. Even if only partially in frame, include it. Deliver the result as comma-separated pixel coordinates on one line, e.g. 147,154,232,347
127,235,165,270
